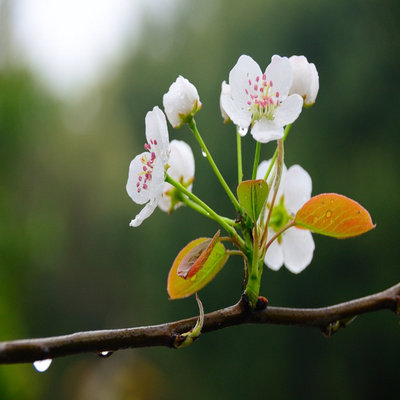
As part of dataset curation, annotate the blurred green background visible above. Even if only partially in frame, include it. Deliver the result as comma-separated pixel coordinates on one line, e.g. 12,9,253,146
1,0,399,398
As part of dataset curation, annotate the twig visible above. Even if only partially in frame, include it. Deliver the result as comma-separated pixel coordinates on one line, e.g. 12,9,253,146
0,282,399,365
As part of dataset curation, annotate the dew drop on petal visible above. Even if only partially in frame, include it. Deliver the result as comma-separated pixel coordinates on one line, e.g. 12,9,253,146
33,359,52,372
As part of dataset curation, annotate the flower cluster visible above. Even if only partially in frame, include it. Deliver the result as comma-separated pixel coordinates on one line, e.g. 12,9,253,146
126,53,323,306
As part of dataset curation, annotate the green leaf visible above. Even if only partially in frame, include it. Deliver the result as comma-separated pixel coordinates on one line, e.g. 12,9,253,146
237,179,269,222
167,231,229,299
294,193,375,238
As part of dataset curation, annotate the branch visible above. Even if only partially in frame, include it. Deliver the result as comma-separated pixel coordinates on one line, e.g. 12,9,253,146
0,282,399,365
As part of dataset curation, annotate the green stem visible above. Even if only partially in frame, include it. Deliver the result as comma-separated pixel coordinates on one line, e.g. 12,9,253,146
252,141,262,180
264,221,295,253
166,174,245,248
263,123,292,181
237,130,243,184
189,118,242,213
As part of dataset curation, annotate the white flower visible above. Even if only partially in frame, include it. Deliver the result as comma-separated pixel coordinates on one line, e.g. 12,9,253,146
163,75,202,128
257,159,314,273
220,55,303,143
288,55,319,107
126,106,169,227
219,81,231,123
158,140,195,213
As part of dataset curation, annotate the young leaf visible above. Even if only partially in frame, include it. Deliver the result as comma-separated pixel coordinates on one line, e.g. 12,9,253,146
294,193,375,238
237,179,269,222
168,231,229,299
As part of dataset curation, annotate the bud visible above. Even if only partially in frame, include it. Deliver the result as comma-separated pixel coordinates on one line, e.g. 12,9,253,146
288,56,319,107
163,76,202,128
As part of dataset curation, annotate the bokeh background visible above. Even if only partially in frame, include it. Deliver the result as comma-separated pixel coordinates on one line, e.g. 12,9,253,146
1,0,399,398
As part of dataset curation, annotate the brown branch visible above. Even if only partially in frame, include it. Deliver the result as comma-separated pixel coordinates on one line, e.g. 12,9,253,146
0,282,399,365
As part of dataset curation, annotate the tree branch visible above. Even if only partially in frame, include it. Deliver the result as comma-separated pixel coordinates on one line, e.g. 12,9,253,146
1,282,399,365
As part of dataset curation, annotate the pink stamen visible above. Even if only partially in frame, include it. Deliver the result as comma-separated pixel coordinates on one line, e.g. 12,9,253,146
245,88,249,95
137,188,141,193
254,84,258,91
247,101,251,105
269,80,273,87
262,74,266,80
256,76,260,82
248,79,252,86
153,139,157,145
276,91,279,98
138,176,142,181
142,184,148,189
276,99,279,106
144,143,150,150
143,166,147,171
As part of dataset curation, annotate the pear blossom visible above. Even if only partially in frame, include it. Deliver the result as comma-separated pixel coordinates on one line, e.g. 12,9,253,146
220,55,303,143
163,75,202,128
257,159,314,273
219,81,231,123
126,106,169,227
288,55,319,107
158,139,195,213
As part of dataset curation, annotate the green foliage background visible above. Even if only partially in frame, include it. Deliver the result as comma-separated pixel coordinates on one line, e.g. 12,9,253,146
1,0,399,398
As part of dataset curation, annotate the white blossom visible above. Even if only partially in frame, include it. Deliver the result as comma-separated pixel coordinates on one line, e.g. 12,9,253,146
158,140,195,213
163,76,202,128
220,55,303,143
257,159,314,273
288,55,319,107
126,106,169,227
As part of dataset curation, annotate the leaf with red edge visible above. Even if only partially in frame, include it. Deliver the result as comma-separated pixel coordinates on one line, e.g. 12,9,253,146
294,193,375,239
168,231,229,299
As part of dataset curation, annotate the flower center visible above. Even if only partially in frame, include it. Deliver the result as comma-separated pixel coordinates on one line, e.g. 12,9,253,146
245,74,280,121
135,138,158,193
269,197,290,242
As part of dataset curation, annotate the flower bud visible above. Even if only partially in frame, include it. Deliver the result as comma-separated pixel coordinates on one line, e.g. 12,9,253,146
163,76,202,128
288,56,319,107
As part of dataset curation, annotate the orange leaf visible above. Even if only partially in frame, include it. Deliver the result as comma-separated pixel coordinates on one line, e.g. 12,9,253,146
294,193,375,238
168,231,229,299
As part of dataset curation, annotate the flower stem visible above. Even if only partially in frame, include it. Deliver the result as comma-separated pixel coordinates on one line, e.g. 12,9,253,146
251,141,262,180
264,221,295,252
237,130,243,184
165,174,245,248
189,118,242,213
263,123,292,181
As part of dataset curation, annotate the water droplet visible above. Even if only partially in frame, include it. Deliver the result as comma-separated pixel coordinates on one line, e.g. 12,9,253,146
326,210,332,218
33,359,52,372
201,151,207,158
98,351,113,358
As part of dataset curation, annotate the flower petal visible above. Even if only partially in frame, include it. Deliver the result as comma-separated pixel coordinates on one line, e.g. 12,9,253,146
251,119,284,143
126,152,152,205
129,198,159,227
265,55,293,100
264,229,284,271
145,106,170,163
289,55,319,106
220,94,251,135
274,94,303,127
283,164,312,214
282,228,315,273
